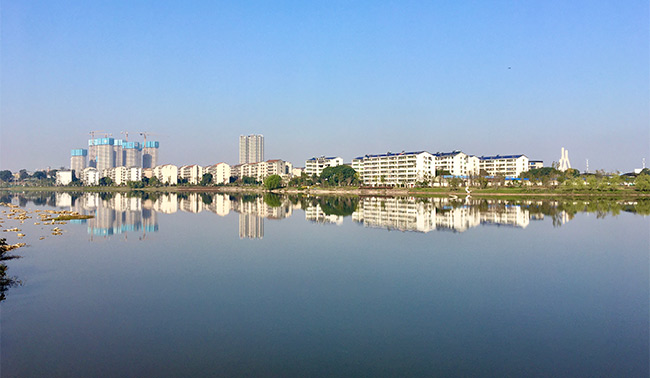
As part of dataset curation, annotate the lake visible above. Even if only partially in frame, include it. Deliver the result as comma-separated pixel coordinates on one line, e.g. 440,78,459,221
1,192,648,377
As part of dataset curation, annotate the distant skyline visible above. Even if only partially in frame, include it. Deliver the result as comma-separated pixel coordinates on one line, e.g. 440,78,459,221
2,1,648,172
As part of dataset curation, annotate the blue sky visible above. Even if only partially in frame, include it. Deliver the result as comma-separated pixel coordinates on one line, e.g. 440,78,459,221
1,0,648,172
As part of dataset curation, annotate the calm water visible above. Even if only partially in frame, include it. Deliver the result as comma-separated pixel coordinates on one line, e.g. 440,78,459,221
1,192,648,377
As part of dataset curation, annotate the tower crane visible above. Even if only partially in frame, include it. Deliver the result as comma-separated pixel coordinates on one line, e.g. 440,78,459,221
138,131,164,145
121,131,130,141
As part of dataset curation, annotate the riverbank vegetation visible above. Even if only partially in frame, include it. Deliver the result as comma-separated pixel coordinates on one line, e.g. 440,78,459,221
2,166,649,195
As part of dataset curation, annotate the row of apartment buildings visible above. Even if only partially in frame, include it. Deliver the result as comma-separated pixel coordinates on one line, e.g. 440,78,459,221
58,159,294,186
309,151,542,187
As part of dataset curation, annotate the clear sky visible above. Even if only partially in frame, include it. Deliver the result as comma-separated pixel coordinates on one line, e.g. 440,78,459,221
1,0,648,172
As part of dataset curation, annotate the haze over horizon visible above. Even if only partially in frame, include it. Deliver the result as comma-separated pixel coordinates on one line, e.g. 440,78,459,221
1,1,648,173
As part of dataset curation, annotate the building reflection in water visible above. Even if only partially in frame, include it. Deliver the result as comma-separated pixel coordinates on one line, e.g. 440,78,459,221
44,192,579,239
351,197,533,233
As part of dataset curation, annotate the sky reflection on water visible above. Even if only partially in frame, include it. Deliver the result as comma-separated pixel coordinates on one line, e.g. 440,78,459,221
0,192,648,377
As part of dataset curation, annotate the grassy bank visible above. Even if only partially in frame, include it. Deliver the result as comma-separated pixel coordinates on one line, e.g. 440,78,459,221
2,185,649,199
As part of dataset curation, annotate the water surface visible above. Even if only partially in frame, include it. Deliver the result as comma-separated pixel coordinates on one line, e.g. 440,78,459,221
1,192,648,377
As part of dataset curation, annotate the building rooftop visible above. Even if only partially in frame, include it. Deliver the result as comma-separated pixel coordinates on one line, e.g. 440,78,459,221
354,151,428,160
479,154,526,160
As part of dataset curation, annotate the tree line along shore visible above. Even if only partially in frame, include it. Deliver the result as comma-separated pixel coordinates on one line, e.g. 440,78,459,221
1,165,650,197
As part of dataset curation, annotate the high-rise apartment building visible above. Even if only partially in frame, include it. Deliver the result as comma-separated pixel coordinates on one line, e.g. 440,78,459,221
142,141,159,168
123,142,142,168
70,149,88,176
239,134,264,164
113,140,124,167
95,138,115,172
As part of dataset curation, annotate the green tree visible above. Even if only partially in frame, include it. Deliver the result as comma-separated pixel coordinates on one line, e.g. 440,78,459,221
0,170,12,182
18,169,29,181
241,176,259,185
32,171,47,180
320,165,358,186
200,173,213,186
99,177,113,186
149,176,161,187
634,174,650,192
127,180,145,189
264,174,283,190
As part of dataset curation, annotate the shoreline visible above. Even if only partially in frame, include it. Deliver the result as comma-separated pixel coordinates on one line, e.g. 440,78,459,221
2,186,649,199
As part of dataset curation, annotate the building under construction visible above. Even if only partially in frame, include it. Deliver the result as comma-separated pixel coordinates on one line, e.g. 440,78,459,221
70,149,88,176
74,132,160,173
142,141,159,168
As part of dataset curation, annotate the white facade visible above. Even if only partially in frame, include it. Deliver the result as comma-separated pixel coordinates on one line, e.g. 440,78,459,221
179,165,204,184
233,160,291,181
55,170,74,186
105,166,142,185
305,156,344,177
205,163,231,185
433,151,480,176
529,160,544,170
352,151,436,187
153,164,178,185
479,155,529,177
81,167,100,186
239,134,264,164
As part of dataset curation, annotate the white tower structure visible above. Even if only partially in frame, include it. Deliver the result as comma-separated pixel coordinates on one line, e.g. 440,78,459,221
558,147,571,172
239,134,264,164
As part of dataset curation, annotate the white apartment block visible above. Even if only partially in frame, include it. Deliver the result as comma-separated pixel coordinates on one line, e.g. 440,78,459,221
103,166,142,185
205,163,231,185
232,160,292,182
352,151,436,187
81,167,100,186
432,151,480,176
304,156,344,177
479,155,529,177
153,164,178,185
529,160,544,170
55,170,74,186
266,159,292,178
179,165,204,184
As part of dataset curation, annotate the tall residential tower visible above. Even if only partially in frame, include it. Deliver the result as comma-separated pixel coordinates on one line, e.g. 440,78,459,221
142,141,159,168
70,149,88,176
239,134,264,164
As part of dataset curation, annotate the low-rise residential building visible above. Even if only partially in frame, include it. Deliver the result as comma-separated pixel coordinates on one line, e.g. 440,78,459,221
205,163,231,185
291,167,304,177
305,156,343,177
102,167,142,185
529,160,544,170
352,151,436,187
232,160,292,182
179,165,204,184
479,154,529,177
55,170,74,186
81,167,100,186
153,164,178,185
432,151,480,176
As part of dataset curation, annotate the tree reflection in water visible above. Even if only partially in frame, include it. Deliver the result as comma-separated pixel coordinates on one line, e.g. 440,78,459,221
0,238,22,302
